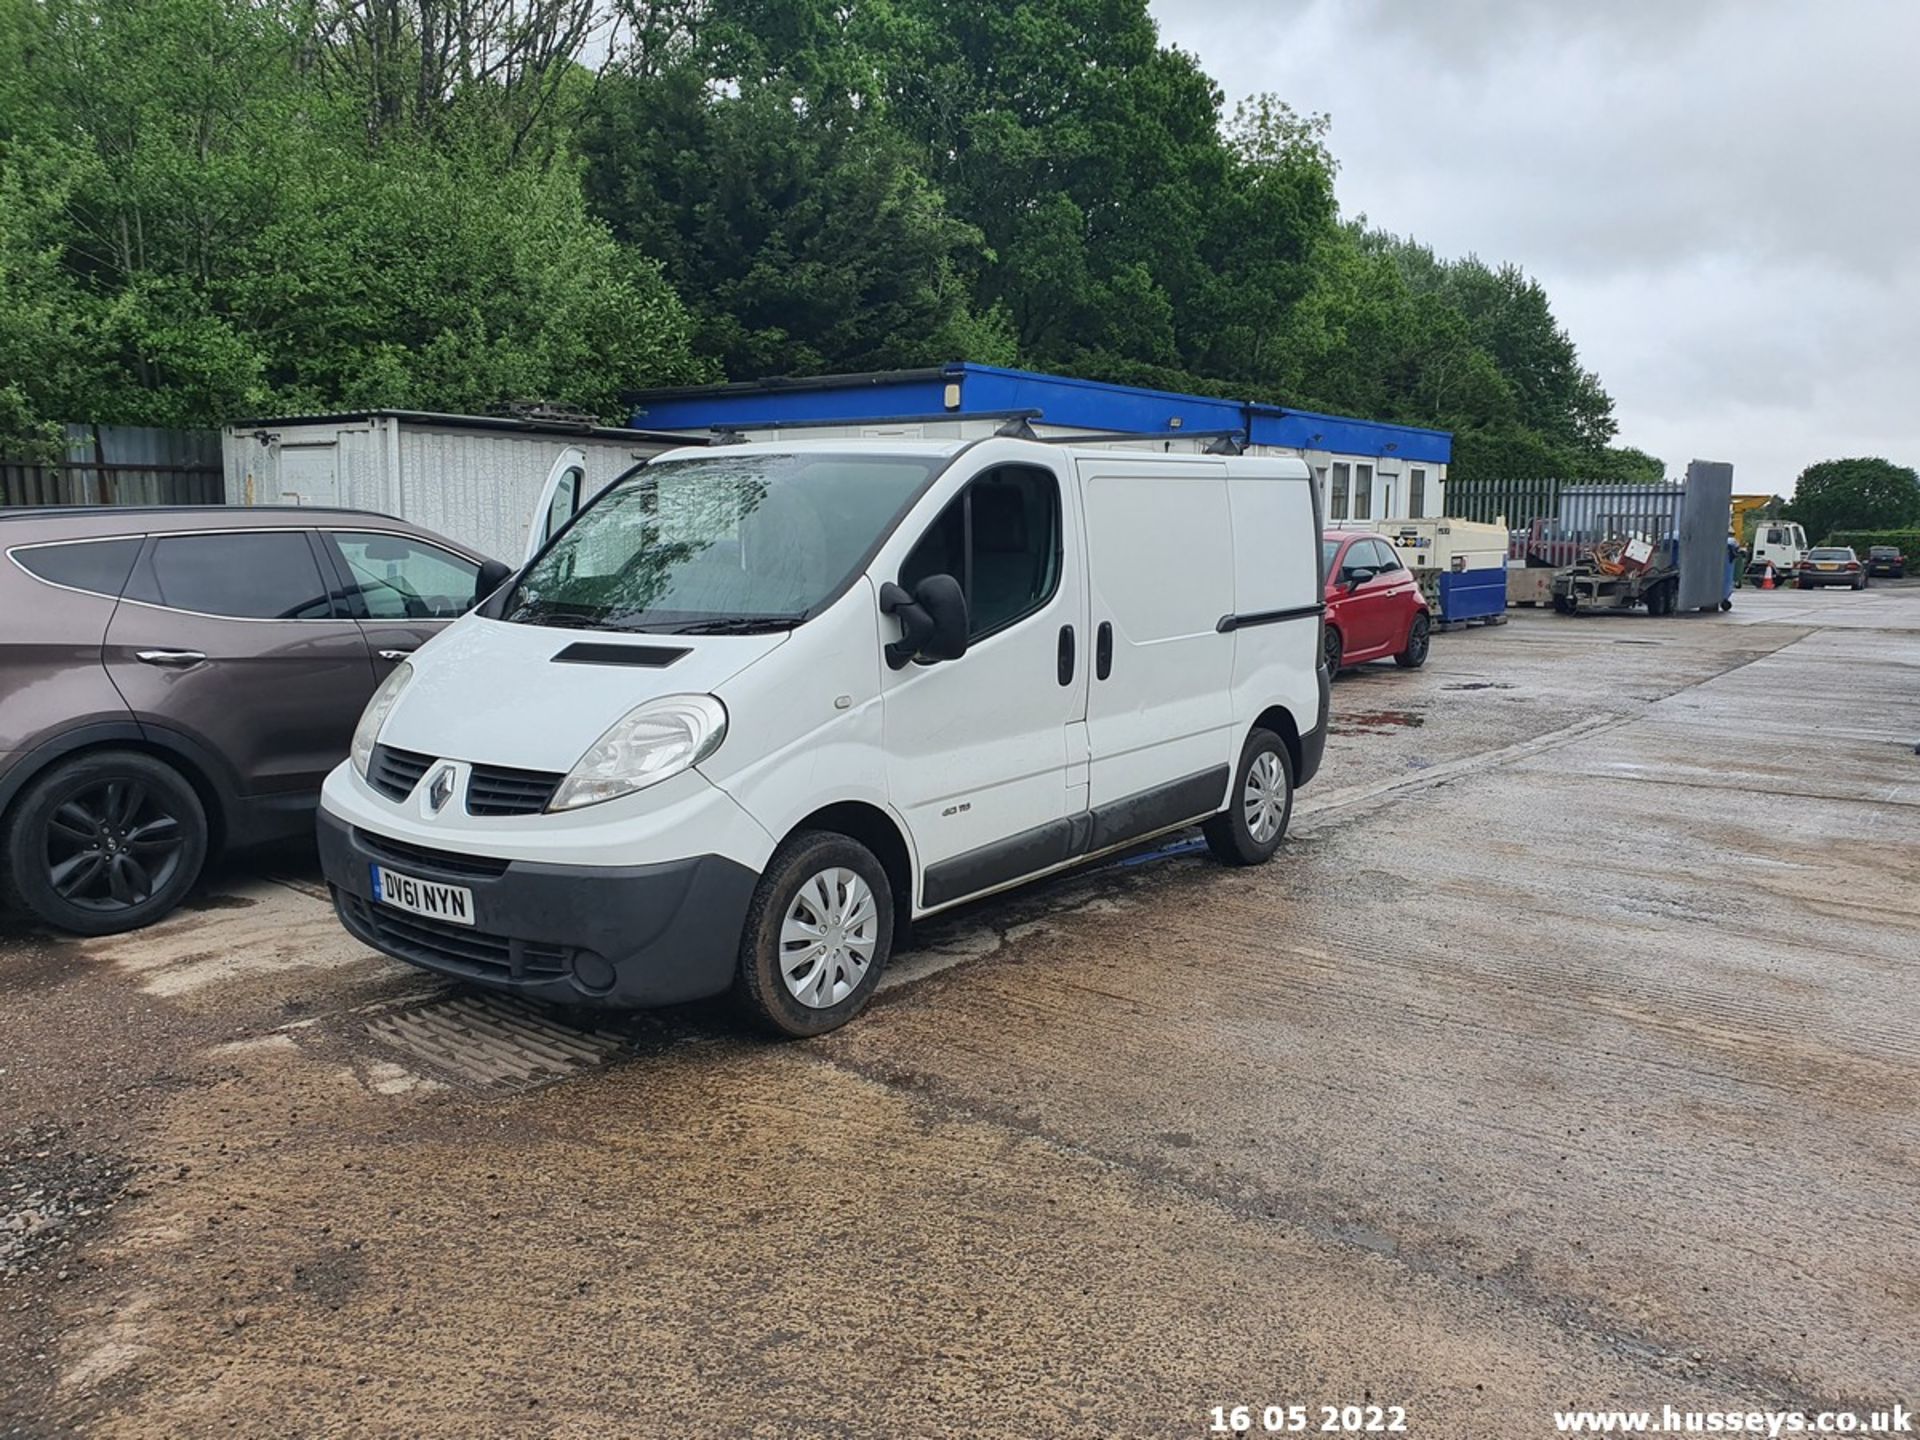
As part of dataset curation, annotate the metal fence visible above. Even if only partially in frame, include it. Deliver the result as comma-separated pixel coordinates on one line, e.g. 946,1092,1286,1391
1445,478,1686,565
1,424,223,508
1,460,224,507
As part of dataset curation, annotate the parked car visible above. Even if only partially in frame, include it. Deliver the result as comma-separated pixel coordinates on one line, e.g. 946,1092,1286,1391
1796,546,1868,589
317,440,1331,1037
0,506,508,935
1865,545,1906,579
1322,531,1431,673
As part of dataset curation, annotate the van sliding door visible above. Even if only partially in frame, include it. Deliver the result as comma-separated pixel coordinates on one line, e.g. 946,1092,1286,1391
1077,459,1235,849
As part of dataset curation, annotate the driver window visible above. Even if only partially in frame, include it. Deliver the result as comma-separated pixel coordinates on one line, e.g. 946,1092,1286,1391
900,466,1061,642
327,532,479,619
544,466,583,545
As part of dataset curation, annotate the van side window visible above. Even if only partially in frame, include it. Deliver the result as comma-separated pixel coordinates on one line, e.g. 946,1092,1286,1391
900,466,1061,641
544,466,583,545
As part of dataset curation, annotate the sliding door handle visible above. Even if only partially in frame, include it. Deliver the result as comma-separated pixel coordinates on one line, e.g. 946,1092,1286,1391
1095,622,1113,681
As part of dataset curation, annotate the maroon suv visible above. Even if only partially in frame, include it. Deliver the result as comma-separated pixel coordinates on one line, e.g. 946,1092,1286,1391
0,506,505,935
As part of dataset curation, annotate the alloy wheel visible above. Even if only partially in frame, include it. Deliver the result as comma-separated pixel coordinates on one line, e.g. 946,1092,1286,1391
43,778,188,912
1407,615,1430,662
779,867,880,1009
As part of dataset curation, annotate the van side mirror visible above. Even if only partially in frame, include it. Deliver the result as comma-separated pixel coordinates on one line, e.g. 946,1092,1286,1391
471,558,515,610
880,575,970,670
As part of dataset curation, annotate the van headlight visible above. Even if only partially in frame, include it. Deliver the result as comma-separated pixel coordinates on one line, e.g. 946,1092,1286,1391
351,662,413,779
550,694,728,812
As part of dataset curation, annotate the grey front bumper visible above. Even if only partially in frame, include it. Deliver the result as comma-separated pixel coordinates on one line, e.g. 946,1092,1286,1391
318,808,757,1008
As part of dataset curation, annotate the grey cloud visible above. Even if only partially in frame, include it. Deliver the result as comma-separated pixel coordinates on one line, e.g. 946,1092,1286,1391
1150,0,1920,488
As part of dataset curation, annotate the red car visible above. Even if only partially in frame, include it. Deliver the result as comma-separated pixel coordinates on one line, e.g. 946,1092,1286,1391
1322,531,1431,674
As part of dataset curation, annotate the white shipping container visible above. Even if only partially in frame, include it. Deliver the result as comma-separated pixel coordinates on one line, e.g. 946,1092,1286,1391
221,411,690,561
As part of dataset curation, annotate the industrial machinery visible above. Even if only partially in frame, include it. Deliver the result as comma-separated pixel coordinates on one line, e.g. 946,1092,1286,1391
1377,517,1509,626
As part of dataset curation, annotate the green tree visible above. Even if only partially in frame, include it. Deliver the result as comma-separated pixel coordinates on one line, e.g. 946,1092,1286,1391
0,0,702,447
579,63,1010,377
1786,458,1920,543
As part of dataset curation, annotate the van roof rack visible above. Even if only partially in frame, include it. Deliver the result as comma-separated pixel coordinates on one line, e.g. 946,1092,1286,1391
1032,427,1247,447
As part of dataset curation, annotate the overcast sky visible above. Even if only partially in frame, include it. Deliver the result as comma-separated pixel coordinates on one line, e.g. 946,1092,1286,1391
1147,0,1920,494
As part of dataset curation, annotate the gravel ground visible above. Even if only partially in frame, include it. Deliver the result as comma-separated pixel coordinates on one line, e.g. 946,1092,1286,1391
1,585,1915,1439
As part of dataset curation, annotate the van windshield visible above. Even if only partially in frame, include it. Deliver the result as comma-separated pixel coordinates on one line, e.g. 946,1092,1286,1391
504,451,938,633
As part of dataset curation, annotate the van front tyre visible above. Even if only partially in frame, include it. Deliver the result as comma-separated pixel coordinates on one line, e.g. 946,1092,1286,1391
1,750,208,936
1203,728,1293,867
733,831,895,1038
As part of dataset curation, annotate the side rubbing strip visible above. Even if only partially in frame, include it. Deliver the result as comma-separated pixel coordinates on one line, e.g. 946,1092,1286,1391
920,766,1233,910
1217,603,1326,634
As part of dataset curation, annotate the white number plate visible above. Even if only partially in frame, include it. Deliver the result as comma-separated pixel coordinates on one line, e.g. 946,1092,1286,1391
370,865,475,926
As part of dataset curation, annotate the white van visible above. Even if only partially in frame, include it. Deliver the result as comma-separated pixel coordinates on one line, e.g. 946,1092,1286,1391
316,437,1330,1035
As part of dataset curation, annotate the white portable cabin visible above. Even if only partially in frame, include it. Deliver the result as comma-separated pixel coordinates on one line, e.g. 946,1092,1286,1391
221,411,690,562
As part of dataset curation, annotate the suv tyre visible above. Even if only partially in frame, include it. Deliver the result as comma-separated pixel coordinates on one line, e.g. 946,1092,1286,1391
2,750,208,935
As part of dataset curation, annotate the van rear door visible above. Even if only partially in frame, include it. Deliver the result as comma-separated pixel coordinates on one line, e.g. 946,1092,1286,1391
1077,458,1235,844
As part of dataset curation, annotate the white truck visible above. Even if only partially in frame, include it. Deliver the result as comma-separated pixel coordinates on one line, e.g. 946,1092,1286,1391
1748,520,1808,582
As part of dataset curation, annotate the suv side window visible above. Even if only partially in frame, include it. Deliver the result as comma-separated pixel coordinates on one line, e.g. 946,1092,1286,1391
325,531,479,619
10,538,142,598
126,532,334,620
900,465,1061,641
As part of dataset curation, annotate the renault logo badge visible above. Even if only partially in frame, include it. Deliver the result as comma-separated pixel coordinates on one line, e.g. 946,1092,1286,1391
427,765,456,815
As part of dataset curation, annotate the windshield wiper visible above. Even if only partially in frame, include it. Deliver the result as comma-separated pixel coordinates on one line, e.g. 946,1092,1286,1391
657,617,801,636
510,610,605,630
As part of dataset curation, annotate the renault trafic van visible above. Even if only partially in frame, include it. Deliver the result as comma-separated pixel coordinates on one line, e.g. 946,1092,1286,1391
316,437,1329,1036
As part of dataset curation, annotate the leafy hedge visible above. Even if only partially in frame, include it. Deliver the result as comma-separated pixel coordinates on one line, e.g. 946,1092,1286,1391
1827,529,1920,553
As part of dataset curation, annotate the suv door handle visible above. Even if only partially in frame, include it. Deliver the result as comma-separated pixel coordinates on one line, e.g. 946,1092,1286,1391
1057,624,1075,686
1095,622,1113,681
378,649,413,662
135,649,207,669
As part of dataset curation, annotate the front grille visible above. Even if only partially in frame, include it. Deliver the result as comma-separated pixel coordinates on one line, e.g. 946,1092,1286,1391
368,745,432,803
340,894,571,981
354,829,511,880
467,763,563,817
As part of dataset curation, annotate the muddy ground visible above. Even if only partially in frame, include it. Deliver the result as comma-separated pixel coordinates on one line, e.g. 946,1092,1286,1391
3,583,1917,1438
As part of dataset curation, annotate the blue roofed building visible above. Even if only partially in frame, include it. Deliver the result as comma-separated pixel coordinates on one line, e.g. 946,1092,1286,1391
628,362,1454,522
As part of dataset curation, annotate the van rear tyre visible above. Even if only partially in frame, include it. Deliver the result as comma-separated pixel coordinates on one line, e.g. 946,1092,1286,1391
733,830,895,1039
1203,728,1293,867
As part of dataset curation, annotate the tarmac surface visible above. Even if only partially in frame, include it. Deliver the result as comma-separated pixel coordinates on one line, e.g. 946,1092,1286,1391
3,581,1917,1438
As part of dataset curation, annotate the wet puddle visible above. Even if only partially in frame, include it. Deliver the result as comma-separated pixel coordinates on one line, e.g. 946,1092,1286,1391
1331,709,1427,735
